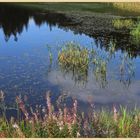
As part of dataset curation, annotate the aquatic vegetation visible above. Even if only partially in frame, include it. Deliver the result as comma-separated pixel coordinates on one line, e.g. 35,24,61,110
52,41,135,88
1,91,140,137
58,42,89,85
58,42,89,69
130,23,140,45
58,42,108,86
112,19,134,29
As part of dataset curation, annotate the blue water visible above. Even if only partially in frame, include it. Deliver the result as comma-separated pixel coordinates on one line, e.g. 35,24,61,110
0,16,140,111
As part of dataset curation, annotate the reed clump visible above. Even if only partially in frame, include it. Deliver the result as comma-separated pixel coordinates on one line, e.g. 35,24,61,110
58,42,89,84
58,43,89,71
57,42,108,86
58,42,89,67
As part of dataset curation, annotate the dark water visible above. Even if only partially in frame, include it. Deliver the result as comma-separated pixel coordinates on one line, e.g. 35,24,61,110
0,5,140,113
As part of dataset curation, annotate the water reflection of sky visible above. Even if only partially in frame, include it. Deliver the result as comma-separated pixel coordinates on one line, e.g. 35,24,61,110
0,18,140,109
48,70,140,107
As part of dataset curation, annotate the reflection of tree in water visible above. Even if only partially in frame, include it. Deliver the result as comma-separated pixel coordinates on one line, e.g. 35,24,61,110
94,34,140,58
0,4,139,58
33,14,46,27
0,5,71,41
0,5,30,41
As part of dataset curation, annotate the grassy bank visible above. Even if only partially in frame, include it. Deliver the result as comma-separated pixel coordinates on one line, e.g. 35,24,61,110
5,2,140,16
113,3,140,14
0,91,140,138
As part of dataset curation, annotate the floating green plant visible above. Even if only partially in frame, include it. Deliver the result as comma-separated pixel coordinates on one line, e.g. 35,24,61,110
112,19,134,29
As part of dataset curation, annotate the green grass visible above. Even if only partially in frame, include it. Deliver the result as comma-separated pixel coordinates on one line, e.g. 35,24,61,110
113,3,140,14
1,91,140,137
112,19,134,29
5,2,140,16
6,3,114,13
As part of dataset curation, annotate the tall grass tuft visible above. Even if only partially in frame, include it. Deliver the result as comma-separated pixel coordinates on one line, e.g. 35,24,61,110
58,42,89,84
57,42,108,86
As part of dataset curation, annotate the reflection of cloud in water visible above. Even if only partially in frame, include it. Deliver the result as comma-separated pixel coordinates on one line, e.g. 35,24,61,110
48,70,140,107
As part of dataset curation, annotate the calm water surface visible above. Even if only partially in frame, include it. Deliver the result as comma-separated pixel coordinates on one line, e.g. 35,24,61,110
0,5,140,113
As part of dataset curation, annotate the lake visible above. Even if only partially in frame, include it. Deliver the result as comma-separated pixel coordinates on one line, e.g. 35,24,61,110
0,5,140,115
